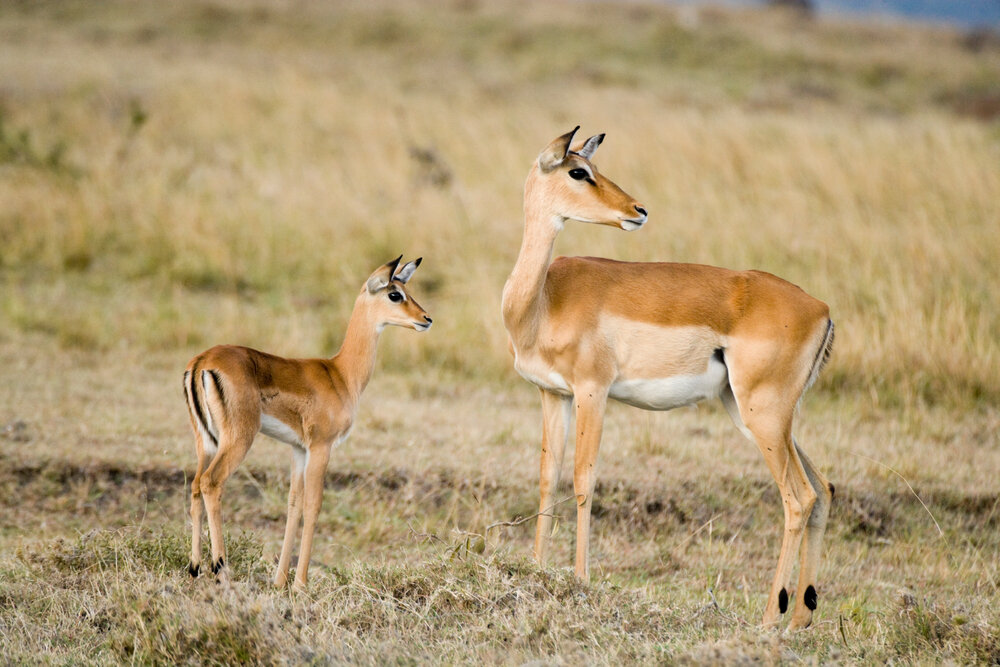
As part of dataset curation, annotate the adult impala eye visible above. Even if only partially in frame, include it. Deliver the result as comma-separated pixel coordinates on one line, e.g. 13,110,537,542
388,291,403,303
568,168,588,181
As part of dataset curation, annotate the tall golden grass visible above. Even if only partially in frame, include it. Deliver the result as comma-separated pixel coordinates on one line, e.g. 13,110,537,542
1,0,997,409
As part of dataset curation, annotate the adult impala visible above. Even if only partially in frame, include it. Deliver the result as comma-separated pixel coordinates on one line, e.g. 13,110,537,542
183,256,432,589
501,128,834,631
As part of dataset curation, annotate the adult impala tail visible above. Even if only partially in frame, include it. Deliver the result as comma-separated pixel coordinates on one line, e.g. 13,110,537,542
501,127,834,631
183,256,432,589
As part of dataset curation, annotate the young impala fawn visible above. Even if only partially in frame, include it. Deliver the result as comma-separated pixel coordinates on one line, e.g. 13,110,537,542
501,128,834,631
183,256,432,589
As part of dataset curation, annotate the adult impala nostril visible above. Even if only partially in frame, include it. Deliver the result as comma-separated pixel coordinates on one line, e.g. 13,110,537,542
634,205,647,217
424,316,433,324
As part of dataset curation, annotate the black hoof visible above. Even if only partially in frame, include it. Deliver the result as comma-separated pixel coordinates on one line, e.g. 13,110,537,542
778,588,789,614
804,585,817,611
188,562,200,578
211,557,225,575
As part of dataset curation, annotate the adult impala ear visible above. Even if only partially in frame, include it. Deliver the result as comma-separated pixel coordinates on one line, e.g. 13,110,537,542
574,133,605,160
367,255,402,293
393,257,422,284
538,126,579,172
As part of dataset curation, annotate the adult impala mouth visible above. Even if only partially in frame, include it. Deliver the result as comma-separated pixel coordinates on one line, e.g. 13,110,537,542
620,217,646,231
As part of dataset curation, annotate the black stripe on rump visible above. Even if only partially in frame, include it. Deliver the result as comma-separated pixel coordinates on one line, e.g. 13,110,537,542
206,369,227,407
188,361,217,446
812,319,835,377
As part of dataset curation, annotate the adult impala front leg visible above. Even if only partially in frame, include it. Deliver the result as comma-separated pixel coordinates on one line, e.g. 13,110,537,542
534,389,572,565
572,386,608,581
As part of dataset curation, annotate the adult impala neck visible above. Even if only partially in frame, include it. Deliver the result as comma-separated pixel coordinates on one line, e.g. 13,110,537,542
502,181,563,344
331,296,382,400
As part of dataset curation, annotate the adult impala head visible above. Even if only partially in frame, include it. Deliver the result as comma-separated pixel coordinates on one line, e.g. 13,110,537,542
526,126,648,231
363,256,433,332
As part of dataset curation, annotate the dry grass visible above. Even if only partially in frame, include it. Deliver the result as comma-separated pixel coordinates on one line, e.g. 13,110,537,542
1,0,999,663
1,0,998,403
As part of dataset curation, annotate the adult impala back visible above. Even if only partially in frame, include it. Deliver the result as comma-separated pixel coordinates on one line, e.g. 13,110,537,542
183,256,432,589
501,128,835,631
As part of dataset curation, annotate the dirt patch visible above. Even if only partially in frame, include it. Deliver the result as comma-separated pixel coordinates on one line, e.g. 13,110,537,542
2,453,996,540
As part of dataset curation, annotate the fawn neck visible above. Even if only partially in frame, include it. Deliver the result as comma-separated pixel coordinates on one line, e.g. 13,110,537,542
330,295,383,401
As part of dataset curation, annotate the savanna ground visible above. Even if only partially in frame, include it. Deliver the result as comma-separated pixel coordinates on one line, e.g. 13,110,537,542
1,0,999,663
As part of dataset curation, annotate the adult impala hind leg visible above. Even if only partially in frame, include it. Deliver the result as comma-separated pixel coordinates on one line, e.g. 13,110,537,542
274,447,307,588
726,378,817,628
747,409,816,628
534,390,572,565
789,441,833,630
572,386,608,581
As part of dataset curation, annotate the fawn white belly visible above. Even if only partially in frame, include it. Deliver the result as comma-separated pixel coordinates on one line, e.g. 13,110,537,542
260,414,305,448
609,354,728,411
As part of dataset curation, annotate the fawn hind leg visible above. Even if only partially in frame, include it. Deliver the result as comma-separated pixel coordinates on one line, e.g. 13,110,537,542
200,428,255,582
188,440,213,577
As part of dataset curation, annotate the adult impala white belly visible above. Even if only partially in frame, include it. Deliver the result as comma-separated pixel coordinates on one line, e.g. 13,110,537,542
607,319,729,410
609,352,728,410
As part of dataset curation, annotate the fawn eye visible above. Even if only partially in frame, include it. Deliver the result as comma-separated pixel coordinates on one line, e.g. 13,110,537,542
568,168,588,181
388,291,403,303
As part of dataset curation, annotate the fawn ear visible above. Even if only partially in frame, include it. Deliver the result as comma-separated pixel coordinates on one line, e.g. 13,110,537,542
573,133,605,160
366,255,402,294
538,126,579,172
393,257,422,284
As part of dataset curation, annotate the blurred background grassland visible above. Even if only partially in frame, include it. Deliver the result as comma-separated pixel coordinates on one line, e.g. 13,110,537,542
0,0,998,408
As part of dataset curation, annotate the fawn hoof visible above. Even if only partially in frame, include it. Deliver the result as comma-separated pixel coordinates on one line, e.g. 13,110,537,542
210,557,229,584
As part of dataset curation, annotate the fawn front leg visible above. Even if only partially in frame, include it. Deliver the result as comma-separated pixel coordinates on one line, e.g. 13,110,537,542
293,443,332,590
274,447,307,588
